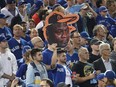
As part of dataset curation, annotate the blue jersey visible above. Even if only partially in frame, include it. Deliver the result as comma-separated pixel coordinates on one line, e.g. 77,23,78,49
52,64,72,87
8,38,30,60
16,63,27,80
21,34,31,42
96,15,116,31
66,52,79,66
42,49,54,81
0,27,12,40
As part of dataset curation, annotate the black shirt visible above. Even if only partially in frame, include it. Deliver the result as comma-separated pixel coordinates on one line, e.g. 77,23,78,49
88,53,101,63
72,61,96,87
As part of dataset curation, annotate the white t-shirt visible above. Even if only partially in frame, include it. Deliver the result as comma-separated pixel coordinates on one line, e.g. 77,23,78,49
63,65,72,87
0,51,18,87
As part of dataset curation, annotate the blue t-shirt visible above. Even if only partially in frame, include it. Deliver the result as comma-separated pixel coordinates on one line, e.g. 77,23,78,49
52,64,72,87
96,15,116,31
66,52,79,66
0,27,12,40
42,49,54,81
16,63,27,80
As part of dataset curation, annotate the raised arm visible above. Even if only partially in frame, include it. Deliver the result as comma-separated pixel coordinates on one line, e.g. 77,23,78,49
46,43,57,70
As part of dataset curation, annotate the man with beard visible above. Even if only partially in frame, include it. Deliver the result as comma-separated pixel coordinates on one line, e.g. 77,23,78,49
26,44,57,87
52,48,73,87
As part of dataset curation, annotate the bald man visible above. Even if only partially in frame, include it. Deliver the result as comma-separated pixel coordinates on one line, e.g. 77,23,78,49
72,47,97,87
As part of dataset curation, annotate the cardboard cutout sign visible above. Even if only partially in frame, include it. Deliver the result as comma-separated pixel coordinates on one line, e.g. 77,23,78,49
43,11,79,47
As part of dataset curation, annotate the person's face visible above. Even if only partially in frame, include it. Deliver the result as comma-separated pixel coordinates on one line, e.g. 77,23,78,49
30,29,38,39
0,18,6,26
0,40,8,49
91,44,100,52
97,27,106,38
18,4,25,13
34,38,44,48
13,27,23,37
58,53,67,63
21,23,27,32
65,40,74,51
80,48,89,61
72,32,81,45
101,45,111,58
100,11,108,17
29,21,36,29
34,52,43,62
53,23,69,47
81,8,89,16
102,0,107,6
8,3,16,10
40,81,50,87
109,2,116,12
80,37,88,46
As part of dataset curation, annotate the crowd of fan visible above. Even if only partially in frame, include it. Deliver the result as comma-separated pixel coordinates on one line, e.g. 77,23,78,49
0,0,116,87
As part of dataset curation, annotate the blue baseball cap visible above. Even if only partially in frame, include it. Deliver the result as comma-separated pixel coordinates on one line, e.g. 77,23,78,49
97,73,104,80
6,0,16,4
17,1,27,6
99,6,108,12
0,35,7,42
22,46,31,55
0,13,6,19
104,70,116,80
80,31,91,40
57,0,67,8
34,0,43,11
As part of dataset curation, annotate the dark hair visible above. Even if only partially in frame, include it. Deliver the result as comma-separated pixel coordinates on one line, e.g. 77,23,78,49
30,48,42,59
70,30,78,38
106,0,115,8
38,9,49,20
29,19,35,23
96,0,103,8
41,78,54,87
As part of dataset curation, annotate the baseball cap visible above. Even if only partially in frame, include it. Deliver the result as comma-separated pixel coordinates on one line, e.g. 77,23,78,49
99,6,108,12
33,0,43,11
90,39,102,45
22,46,31,55
81,3,88,10
97,73,104,80
0,13,7,19
104,70,116,80
80,31,91,40
43,11,79,40
57,82,70,87
0,35,7,42
17,1,27,6
6,0,16,4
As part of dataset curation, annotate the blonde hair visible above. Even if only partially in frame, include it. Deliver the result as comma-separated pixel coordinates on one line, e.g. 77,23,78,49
13,24,23,30
99,42,110,55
